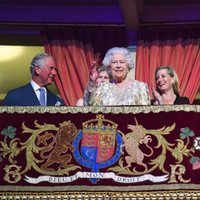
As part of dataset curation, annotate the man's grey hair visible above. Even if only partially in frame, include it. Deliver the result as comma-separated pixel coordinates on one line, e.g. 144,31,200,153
30,53,53,74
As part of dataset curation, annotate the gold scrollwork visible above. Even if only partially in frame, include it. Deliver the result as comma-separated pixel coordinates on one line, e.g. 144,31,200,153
0,120,81,183
109,118,194,178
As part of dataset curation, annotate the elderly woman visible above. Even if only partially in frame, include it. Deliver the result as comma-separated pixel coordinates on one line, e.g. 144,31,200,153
152,66,190,105
89,47,150,105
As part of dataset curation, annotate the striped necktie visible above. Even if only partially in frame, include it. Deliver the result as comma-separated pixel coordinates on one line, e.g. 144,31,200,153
39,87,46,106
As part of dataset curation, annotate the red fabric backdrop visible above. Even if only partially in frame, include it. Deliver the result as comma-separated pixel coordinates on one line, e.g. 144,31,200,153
41,27,128,105
136,24,200,103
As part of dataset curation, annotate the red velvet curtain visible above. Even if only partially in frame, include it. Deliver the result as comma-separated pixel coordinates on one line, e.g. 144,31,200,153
136,24,200,103
41,27,128,105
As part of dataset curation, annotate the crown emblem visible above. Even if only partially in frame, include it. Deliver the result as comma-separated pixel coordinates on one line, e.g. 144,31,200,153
82,114,118,134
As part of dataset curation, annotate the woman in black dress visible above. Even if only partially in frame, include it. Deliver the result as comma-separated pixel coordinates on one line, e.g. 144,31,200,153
152,66,190,105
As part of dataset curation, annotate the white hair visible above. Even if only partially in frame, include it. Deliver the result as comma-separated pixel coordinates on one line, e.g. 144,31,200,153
102,47,135,69
30,53,54,75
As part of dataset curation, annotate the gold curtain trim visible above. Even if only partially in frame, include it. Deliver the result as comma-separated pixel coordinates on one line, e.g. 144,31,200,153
1,184,200,192
0,105,199,114
0,183,200,192
0,191,200,200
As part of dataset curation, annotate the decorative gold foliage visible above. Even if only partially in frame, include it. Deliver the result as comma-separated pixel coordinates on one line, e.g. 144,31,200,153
0,138,20,164
172,139,191,163
110,121,194,177
0,120,80,183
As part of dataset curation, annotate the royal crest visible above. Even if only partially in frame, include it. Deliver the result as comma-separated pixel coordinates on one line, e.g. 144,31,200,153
0,112,199,186
73,114,123,183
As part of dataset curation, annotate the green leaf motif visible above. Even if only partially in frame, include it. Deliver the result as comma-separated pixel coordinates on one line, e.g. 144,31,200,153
1,125,16,138
180,127,195,139
181,127,190,133
189,156,200,164
1,129,7,135
180,133,186,139
189,131,195,137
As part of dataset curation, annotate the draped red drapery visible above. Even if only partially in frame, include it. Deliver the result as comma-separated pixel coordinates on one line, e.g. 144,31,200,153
136,24,200,103
41,27,128,105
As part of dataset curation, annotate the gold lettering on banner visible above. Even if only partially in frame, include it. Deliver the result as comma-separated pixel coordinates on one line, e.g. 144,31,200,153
168,164,191,183
4,165,21,183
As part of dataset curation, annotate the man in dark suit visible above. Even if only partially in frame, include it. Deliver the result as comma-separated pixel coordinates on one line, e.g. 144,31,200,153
2,53,65,106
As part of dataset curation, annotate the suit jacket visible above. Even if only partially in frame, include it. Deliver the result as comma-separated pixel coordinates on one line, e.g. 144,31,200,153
2,83,65,106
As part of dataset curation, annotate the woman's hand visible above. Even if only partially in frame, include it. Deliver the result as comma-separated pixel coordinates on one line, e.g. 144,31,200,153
87,61,98,92
152,85,162,105
89,61,98,82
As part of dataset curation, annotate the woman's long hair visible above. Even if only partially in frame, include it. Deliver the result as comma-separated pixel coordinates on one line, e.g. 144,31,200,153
155,66,180,96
